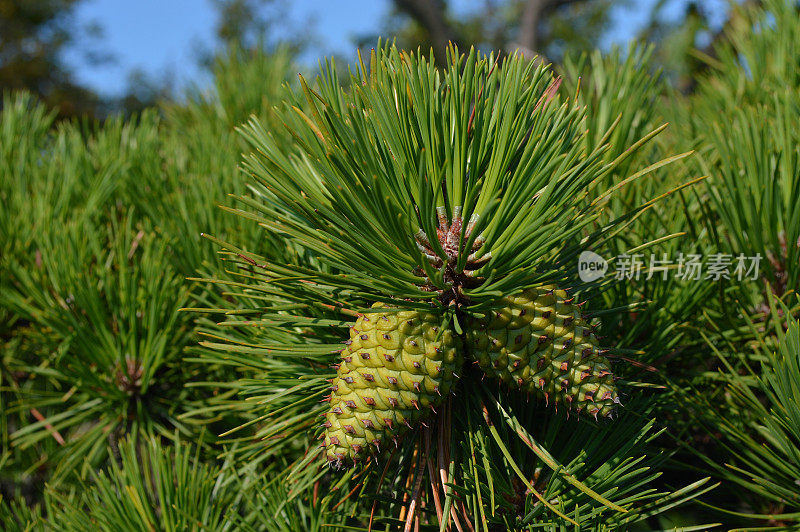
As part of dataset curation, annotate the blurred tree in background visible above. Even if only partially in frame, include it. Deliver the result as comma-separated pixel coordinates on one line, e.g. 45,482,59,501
0,0,302,119
1,0,752,119
0,0,103,118
214,0,285,48
200,0,308,66
639,0,763,93
382,0,624,64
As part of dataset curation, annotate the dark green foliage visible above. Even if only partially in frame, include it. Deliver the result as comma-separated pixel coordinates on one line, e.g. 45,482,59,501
5,216,198,480
686,298,800,525
187,44,715,530
0,47,297,518
2,3,800,528
49,436,240,531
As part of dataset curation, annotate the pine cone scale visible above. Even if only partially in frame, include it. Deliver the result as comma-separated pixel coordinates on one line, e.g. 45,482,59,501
467,285,619,418
323,303,462,465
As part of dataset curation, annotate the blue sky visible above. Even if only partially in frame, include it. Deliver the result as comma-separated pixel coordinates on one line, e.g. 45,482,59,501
65,0,728,97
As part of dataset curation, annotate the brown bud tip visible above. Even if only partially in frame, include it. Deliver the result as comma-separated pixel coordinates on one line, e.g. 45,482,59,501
362,419,374,428
384,354,394,362
383,418,393,429
323,421,332,428
329,436,340,445
411,400,420,410
344,425,355,434
412,382,421,392
363,373,375,382
364,396,375,406
561,379,569,390
360,352,370,359
429,405,437,414
387,376,398,385
434,385,441,395
345,400,357,408
560,362,569,371
388,397,398,407
538,335,549,344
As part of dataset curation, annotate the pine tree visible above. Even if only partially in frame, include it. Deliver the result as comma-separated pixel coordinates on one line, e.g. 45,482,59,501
3,5,800,527
191,43,713,529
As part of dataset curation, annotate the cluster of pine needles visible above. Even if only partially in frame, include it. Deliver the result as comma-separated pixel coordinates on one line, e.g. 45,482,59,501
1,1,800,530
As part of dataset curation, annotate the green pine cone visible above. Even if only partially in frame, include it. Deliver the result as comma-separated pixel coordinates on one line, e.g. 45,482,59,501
467,286,619,418
323,303,462,466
